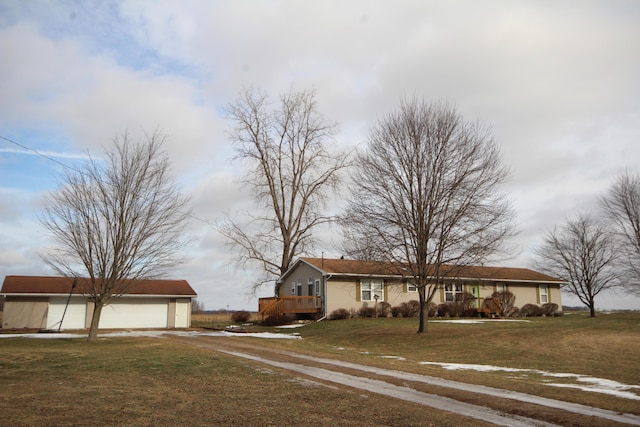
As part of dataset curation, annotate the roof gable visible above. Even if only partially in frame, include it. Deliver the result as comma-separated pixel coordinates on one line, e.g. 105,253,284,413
1,276,197,296
299,257,564,283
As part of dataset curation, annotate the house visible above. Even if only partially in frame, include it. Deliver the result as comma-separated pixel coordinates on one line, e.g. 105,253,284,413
259,257,564,319
1,276,197,330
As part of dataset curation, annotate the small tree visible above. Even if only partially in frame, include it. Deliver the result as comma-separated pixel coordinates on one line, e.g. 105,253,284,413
39,131,191,341
600,171,640,296
222,87,350,293
487,290,516,317
535,213,618,317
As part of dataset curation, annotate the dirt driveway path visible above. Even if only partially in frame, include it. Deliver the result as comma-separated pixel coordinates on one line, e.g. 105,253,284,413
169,335,640,427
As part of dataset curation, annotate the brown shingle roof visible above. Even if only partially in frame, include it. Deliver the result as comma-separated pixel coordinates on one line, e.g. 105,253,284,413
1,276,197,296
300,258,564,283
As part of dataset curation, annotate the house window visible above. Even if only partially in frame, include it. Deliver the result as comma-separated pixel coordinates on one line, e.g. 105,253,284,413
314,279,321,295
539,284,549,304
444,283,463,302
407,282,417,292
297,278,302,296
361,279,384,301
290,281,296,295
496,283,506,293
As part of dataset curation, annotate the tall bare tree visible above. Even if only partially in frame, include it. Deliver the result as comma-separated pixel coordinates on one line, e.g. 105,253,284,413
535,213,618,317
600,171,640,296
39,131,191,341
222,87,350,292
342,99,515,333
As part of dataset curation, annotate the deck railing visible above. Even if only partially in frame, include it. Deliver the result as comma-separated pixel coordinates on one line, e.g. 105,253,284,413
258,296,322,319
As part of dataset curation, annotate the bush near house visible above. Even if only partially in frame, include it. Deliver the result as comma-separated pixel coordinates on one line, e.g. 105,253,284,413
261,314,294,326
391,300,422,318
541,303,562,317
329,297,559,321
487,290,517,317
377,301,392,318
519,304,543,317
358,304,376,318
231,310,251,323
329,308,352,320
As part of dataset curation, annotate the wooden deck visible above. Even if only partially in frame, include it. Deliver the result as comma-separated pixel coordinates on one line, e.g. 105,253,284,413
258,296,322,319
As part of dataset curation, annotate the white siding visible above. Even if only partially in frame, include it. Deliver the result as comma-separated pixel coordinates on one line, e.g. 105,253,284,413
99,298,169,328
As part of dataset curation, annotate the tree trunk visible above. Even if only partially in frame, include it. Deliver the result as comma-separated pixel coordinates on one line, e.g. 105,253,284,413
417,287,428,334
87,300,104,342
589,302,596,318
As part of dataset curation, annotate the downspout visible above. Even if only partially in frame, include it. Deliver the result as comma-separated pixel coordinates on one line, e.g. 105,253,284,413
316,273,332,322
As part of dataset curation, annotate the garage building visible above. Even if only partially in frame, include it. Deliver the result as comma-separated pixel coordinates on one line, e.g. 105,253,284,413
1,276,197,330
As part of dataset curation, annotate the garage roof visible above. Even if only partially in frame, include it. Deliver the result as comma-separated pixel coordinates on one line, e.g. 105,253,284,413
1,276,197,297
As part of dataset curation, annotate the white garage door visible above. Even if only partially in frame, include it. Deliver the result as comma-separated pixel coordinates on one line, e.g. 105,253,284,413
99,298,169,329
47,297,87,330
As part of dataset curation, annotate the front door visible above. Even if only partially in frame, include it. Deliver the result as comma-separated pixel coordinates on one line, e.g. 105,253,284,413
468,285,480,309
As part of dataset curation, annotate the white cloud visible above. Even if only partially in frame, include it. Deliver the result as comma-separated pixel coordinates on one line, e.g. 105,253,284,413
1,1,640,310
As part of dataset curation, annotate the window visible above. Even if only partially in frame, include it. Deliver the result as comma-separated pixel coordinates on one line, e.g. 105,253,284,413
297,278,302,296
444,283,463,302
406,282,417,292
496,283,506,293
315,279,321,295
539,284,549,304
307,277,314,296
290,281,296,295
361,279,384,301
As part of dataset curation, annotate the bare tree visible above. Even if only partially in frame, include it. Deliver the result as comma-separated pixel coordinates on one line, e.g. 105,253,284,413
39,131,191,341
191,299,205,314
341,99,515,333
535,213,618,317
222,87,350,293
600,171,640,296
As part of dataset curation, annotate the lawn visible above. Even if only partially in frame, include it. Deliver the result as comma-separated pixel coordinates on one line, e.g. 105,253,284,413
0,311,638,426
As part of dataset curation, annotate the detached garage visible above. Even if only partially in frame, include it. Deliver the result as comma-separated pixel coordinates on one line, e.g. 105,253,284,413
1,276,197,330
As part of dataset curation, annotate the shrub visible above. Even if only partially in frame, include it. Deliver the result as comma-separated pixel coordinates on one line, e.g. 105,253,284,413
519,304,543,317
429,302,438,317
393,301,436,318
442,293,477,317
358,304,376,318
391,305,404,318
261,314,294,326
406,300,421,317
437,303,451,318
377,301,392,318
329,308,351,320
541,303,562,317
490,290,517,317
231,310,251,323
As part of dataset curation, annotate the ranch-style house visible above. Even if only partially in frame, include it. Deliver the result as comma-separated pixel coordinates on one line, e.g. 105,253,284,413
259,257,565,319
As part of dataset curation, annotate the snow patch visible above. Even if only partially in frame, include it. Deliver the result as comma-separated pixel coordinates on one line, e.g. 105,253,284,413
0,330,302,340
419,361,640,400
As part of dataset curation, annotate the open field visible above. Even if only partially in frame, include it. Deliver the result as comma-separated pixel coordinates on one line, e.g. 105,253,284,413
0,311,638,426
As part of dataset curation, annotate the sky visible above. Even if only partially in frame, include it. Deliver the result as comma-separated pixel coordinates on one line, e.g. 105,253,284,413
1,0,640,311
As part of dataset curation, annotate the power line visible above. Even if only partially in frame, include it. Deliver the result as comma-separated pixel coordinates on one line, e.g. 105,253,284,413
0,134,217,230
0,134,81,172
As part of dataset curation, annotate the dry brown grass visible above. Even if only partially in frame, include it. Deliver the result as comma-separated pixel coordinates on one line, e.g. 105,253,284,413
0,311,638,426
0,336,484,427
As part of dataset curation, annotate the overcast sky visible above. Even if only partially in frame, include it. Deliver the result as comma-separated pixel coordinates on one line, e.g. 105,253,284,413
1,1,639,311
